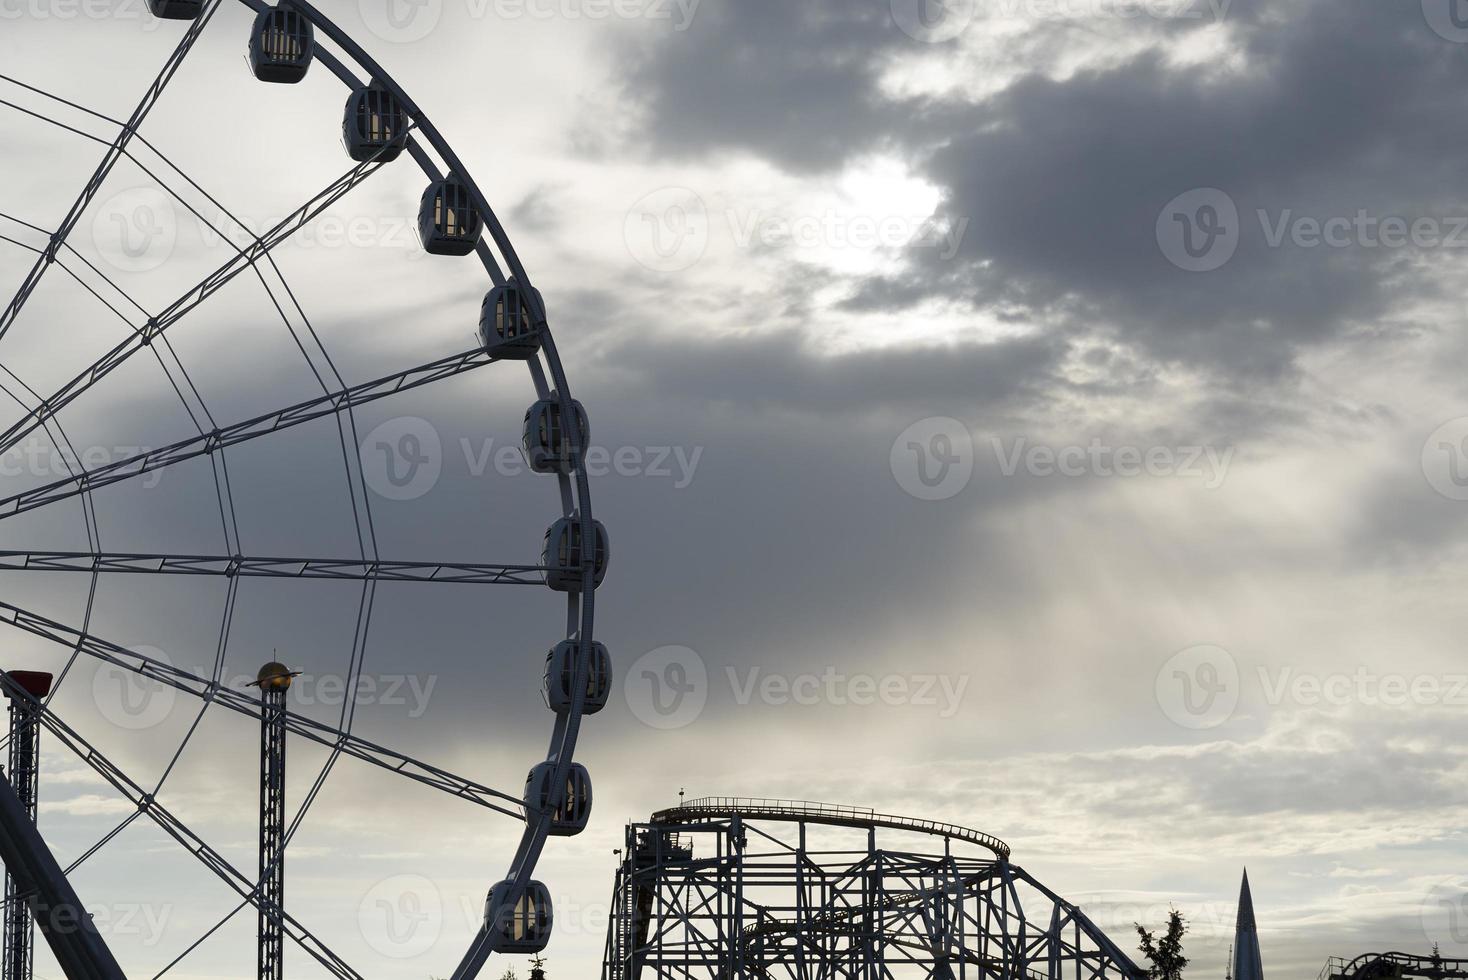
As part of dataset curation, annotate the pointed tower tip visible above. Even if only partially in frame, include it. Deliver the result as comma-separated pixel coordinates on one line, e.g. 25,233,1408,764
1237,869,1256,927
1232,868,1264,980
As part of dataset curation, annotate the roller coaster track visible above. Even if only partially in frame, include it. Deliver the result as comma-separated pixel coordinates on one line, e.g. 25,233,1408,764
652,797,1012,861
611,800,1143,980
743,873,990,940
1322,953,1468,980
741,874,1053,980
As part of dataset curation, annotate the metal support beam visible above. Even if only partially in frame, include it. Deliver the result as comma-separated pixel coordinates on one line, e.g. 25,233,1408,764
0,550,546,585
0,766,123,980
0,673,47,980
0,598,525,818
0,674,362,980
603,802,1146,980
0,346,498,522
257,663,291,980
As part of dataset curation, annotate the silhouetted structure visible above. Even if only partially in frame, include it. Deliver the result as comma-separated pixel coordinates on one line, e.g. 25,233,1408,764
2,671,49,980
604,797,1145,980
0,0,606,973
253,662,297,980
1321,953,1468,980
1233,871,1263,980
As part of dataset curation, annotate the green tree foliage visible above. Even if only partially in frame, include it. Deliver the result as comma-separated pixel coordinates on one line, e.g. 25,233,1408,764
1135,908,1188,980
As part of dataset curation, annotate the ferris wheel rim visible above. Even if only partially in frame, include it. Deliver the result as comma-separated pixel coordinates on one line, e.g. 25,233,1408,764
0,2,606,975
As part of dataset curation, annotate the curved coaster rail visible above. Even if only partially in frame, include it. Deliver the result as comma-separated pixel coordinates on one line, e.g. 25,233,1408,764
1323,953,1468,980
653,796,1012,861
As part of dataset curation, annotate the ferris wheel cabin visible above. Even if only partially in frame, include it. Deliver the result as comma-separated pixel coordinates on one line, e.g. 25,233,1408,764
479,279,544,359
146,0,203,18
522,396,589,475
343,83,409,162
249,7,314,84
543,639,612,715
485,880,554,953
542,516,608,592
524,762,593,836
418,174,482,255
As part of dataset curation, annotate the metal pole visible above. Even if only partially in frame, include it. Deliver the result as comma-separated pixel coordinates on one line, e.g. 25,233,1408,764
254,662,295,980
1,672,48,980
0,674,122,980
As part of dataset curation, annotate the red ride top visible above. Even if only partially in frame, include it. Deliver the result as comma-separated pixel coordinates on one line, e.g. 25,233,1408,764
5,671,54,699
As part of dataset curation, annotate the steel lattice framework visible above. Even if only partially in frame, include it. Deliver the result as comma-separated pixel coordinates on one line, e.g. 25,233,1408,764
258,680,288,980
0,0,606,973
1,693,39,980
1322,953,1468,980
603,799,1146,980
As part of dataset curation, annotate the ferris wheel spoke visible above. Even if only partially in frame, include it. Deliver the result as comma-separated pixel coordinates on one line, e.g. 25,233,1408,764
0,346,498,521
0,0,223,346
0,230,143,333
0,597,529,818
0,93,347,368
0,78,364,420
0,150,396,460
0,550,548,584
0,681,364,980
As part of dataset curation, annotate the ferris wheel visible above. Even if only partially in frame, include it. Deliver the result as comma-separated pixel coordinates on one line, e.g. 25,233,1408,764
0,1,608,976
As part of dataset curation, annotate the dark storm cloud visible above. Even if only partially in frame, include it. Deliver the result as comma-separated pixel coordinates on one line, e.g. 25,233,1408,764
890,0,1468,374
614,0,911,172
509,182,567,234
592,329,1059,413
613,0,1235,173
618,0,1468,386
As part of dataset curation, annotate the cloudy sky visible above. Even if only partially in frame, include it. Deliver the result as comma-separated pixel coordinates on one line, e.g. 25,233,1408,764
3,0,1468,977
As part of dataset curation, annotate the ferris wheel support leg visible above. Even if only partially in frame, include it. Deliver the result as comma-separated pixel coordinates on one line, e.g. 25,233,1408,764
0,768,124,980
